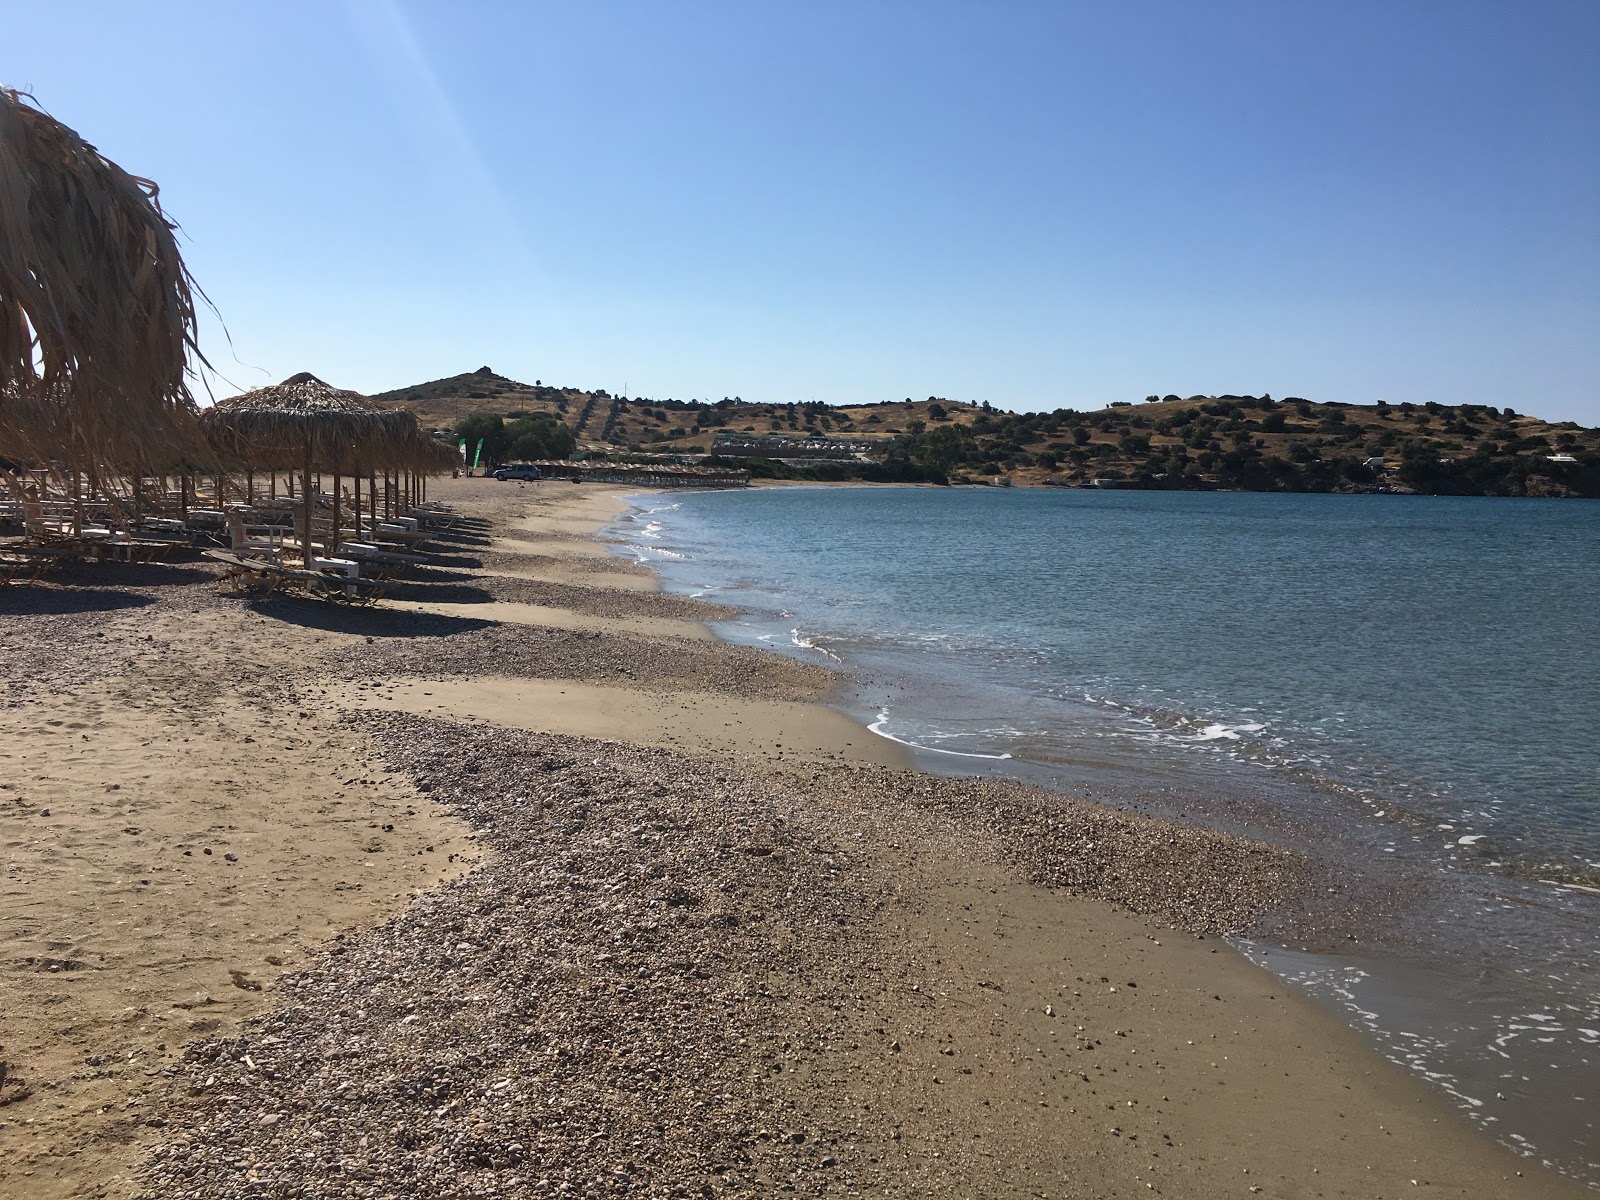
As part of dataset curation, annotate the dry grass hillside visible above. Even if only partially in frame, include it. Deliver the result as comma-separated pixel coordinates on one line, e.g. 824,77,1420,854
373,370,1600,496
374,368,974,451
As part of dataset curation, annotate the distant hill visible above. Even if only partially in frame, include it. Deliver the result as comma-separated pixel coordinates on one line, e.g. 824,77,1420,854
372,367,973,450
371,367,587,432
371,370,1600,496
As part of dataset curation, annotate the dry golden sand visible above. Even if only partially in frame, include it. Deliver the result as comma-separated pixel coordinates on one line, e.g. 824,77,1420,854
1,619,476,1198
0,477,1585,1198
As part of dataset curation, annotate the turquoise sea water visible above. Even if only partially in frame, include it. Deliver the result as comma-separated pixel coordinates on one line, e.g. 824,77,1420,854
609,485,1600,1184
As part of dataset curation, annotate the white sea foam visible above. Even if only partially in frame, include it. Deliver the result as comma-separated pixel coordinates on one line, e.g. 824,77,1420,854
788,629,843,662
868,707,1013,760
1189,721,1266,742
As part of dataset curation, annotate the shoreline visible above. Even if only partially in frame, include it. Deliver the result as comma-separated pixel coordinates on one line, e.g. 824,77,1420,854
610,480,1600,1178
1,477,1585,1197
601,483,1600,1190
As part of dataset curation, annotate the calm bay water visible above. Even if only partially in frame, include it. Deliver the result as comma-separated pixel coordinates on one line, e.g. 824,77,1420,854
620,486,1600,875
608,485,1600,1184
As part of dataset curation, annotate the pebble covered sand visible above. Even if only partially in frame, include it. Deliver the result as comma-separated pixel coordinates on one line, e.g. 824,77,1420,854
137,714,1307,1199
332,620,837,704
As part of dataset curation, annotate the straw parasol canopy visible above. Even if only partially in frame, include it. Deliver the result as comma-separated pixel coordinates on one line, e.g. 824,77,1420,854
404,429,462,475
0,87,206,471
201,373,425,563
200,372,413,469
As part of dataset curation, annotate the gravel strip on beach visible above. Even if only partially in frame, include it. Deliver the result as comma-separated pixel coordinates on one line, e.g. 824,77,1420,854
137,715,1311,1199
381,572,740,623
332,621,839,703
138,716,892,1199
476,548,660,580
852,769,1312,933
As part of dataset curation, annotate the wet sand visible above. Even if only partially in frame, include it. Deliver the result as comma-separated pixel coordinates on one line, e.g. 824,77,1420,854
0,477,1585,1198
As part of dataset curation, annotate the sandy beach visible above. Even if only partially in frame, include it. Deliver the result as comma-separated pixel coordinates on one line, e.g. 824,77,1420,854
1,478,1585,1199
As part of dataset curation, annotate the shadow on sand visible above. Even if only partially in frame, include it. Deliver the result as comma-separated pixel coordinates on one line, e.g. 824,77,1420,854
0,586,156,617
416,551,484,570
245,595,496,639
385,564,477,584
53,562,220,590
376,580,496,604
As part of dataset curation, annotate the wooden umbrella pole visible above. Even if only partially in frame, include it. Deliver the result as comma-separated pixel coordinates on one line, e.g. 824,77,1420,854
302,435,315,567
369,471,377,535
331,470,341,554
247,468,254,504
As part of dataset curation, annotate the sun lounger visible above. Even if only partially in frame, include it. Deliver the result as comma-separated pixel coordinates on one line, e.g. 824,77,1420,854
0,545,73,583
356,519,427,546
226,511,292,561
0,551,49,585
89,535,176,563
204,549,385,604
404,502,457,522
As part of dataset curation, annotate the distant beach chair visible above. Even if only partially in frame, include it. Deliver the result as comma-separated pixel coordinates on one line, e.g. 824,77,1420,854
0,549,53,585
226,510,293,562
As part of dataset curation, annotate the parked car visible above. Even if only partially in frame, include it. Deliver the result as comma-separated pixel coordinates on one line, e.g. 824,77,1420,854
492,464,542,481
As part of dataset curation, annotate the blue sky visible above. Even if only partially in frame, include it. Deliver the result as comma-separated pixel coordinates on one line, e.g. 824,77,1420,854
6,1,1598,422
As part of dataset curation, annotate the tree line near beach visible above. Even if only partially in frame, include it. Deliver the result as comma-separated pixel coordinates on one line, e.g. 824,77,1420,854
375,368,1600,497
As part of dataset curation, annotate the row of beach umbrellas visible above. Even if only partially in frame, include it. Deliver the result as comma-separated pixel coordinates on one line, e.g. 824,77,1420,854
1,87,456,562
201,372,458,562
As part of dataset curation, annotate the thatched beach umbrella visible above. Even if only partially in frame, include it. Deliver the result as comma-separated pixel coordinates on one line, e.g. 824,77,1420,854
0,87,206,478
323,414,453,536
200,373,413,564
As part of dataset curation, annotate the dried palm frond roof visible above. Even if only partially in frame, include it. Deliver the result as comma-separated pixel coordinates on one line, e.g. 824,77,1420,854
0,87,206,464
405,430,462,474
201,373,420,469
